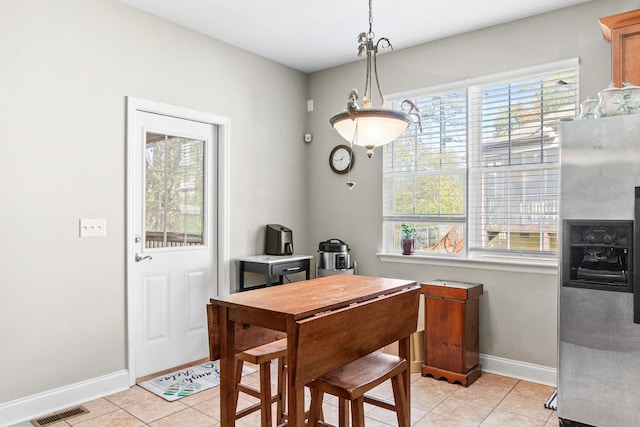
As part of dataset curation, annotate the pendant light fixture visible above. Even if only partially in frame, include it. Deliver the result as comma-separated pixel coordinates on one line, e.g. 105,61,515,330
329,0,420,159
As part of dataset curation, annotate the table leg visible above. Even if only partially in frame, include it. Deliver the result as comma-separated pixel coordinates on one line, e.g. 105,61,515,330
219,306,236,426
287,383,305,426
398,335,411,425
266,265,273,287
238,261,245,292
286,324,305,426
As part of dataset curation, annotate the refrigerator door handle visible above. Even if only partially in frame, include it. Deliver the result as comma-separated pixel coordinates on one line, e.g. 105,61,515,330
634,186,640,324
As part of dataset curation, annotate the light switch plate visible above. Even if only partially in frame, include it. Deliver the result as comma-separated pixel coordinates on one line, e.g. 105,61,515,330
79,218,107,237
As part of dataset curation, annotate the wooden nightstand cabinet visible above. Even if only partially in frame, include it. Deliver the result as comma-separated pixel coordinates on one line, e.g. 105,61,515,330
421,280,483,387
599,9,640,87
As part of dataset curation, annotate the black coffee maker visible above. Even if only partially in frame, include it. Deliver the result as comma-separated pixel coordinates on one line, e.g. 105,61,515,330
265,224,294,255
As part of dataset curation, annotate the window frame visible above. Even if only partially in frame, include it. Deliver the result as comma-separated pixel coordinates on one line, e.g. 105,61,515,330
382,58,579,263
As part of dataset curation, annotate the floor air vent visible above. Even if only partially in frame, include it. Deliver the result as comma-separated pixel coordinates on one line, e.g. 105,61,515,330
31,406,89,426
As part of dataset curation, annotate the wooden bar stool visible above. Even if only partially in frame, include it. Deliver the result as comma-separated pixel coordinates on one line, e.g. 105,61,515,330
235,338,288,426
306,351,410,427
207,303,288,426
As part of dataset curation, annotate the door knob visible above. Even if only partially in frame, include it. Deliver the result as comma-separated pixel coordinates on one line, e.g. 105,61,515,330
135,253,153,262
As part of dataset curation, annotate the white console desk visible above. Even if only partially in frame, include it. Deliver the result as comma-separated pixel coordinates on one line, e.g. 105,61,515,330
236,254,312,292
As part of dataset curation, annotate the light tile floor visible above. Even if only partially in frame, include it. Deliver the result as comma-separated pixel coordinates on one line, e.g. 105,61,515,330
13,365,558,427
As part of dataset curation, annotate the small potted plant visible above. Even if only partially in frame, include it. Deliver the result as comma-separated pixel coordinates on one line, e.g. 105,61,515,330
400,223,417,255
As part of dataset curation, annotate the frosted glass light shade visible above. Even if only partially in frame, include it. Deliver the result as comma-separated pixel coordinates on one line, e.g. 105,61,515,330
330,109,412,149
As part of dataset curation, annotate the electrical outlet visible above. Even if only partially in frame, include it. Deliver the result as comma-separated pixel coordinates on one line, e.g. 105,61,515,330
79,218,107,238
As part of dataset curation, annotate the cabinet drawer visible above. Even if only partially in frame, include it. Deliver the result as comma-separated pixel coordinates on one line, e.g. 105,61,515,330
272,260,308,276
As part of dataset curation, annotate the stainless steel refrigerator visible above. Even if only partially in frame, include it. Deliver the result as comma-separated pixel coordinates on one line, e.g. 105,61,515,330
559,113,640,426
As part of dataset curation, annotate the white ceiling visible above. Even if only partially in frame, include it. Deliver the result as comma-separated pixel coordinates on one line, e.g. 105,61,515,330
117,0,593,73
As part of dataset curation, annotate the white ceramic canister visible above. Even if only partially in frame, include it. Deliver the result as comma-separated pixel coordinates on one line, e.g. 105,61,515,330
595,83,627,117
579,97,598,119
623,82,640,115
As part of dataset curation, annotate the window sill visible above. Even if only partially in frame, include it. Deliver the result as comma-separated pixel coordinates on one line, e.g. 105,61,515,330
376,253,558,275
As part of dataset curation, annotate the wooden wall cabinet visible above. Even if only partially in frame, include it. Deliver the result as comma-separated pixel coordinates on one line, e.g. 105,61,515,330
421,280,483,387
599,9,640,87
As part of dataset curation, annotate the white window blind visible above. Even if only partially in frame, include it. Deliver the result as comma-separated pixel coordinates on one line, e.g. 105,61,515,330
383,89,467,255
469,68,577,256
383,64,578,259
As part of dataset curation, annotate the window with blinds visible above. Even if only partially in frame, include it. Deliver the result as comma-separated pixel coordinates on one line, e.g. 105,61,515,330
383,63,577,259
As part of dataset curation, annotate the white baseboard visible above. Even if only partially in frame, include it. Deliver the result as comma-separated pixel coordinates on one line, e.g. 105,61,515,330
0,370,129,427
0,355,557,426
480,354,557,387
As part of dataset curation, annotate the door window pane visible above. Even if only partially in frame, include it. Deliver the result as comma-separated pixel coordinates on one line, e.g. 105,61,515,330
145,132,205,248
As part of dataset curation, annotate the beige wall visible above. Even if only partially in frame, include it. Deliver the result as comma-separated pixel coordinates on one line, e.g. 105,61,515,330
304,0,638,374
1,0,639,421
0,0,307,406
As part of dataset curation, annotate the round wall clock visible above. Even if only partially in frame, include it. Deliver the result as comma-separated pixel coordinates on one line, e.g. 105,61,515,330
329,144,355,174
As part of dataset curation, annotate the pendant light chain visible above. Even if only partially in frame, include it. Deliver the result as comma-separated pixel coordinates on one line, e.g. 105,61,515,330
362,0,389,108
361,0,374,108
368,0,374,35
368,0,382,107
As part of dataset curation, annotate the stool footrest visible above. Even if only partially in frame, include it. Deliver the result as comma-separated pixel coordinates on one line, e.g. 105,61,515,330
363,395,395,411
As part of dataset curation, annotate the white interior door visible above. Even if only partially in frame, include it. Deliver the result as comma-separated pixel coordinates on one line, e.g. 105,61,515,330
131,108,217,379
